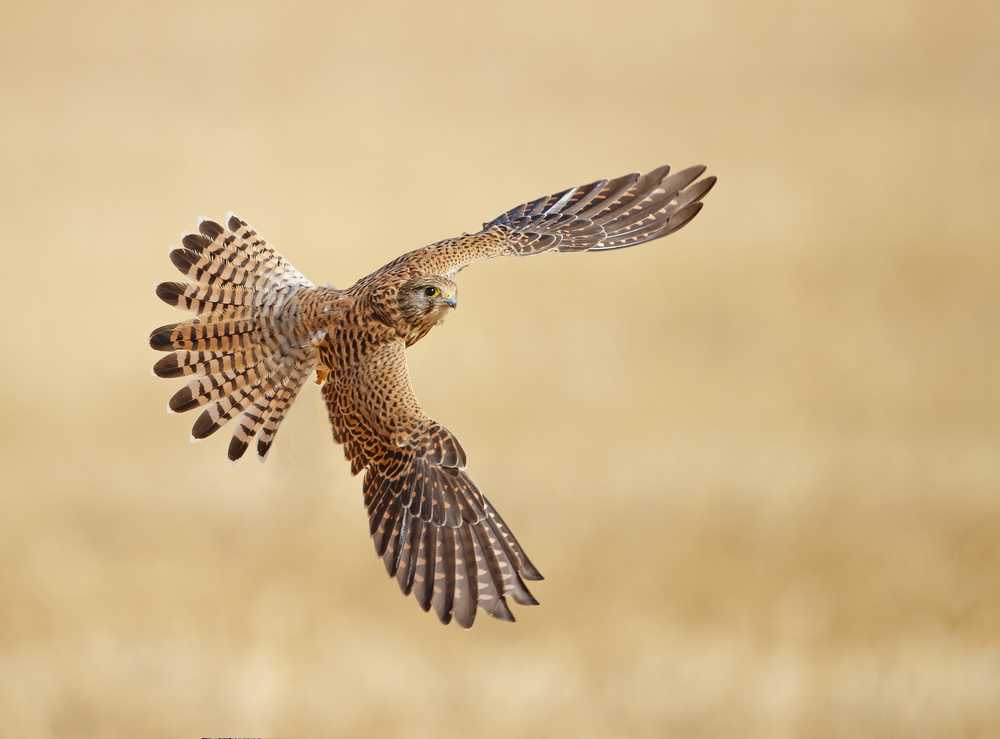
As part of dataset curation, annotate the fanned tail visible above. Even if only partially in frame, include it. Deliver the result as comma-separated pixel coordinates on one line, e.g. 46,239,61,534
484,164,716,255
150,213,348,462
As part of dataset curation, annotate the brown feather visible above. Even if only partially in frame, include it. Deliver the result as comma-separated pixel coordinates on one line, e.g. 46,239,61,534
152,165,715,626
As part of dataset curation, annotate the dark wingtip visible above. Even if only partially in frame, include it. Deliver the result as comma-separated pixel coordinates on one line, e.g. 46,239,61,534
682,173,716,206
646,164,671,182
699,174,718,198
681,163,707,179
484,598,516,622
436,609,454,626
511,586,540,607
417,591,433,613
664,201,705,236
454,610,476,630
519,560,544,582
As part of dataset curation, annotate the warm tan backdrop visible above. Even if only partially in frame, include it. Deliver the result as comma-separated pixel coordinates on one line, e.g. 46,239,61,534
2,1,998,736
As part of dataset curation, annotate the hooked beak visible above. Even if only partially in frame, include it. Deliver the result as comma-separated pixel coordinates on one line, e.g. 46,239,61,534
442,293,457,309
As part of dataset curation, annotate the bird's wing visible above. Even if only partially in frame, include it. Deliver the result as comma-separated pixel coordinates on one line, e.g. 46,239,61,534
390,164,716,278
323,338,542,627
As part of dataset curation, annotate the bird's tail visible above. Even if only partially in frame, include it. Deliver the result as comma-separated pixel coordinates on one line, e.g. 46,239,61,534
149,213,347,462
484,164,716,254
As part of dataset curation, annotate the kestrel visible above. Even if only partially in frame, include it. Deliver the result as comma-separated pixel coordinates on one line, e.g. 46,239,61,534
150,164,716,627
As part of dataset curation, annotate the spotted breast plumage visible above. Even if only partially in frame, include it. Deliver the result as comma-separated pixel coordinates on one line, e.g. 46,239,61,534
150,164,716,627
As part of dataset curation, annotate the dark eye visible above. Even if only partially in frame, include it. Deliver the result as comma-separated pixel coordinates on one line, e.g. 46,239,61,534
424,286,440,298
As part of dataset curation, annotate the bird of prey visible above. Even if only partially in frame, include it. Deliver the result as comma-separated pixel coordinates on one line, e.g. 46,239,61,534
150,164,716,628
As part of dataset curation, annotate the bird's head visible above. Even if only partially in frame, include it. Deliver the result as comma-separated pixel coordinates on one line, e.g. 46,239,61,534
398,276,458,329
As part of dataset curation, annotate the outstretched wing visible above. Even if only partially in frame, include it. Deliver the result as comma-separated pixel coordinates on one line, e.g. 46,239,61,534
388,164,716,279
323,339,542,628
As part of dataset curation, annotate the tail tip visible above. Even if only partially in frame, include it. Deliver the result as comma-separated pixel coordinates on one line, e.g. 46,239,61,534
197,216,224,240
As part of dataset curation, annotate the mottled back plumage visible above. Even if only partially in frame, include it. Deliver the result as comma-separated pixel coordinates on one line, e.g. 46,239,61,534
150,165,716,627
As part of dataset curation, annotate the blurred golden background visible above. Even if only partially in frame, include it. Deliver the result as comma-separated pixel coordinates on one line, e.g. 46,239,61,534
2,0,998,736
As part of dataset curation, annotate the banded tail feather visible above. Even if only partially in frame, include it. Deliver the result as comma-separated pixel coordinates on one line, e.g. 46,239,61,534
485,163,716,255
150,213,348,462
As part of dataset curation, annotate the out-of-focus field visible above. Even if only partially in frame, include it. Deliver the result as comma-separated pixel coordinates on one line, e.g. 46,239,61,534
2,1,998,736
